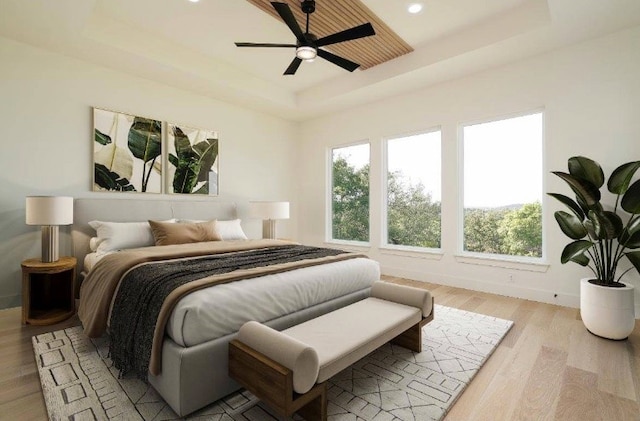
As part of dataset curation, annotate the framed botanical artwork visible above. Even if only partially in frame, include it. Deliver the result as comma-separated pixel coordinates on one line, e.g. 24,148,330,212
93,108,163,193
166,123,219,195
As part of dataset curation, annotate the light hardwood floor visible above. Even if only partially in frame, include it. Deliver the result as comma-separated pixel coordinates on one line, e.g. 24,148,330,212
1,277,639,420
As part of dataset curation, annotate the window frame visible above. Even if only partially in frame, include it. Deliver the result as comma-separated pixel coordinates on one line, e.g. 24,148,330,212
381,127,443,254
326,140,372,246
457,109,548,266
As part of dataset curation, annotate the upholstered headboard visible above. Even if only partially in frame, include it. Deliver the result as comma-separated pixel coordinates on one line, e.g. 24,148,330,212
72,198,237,281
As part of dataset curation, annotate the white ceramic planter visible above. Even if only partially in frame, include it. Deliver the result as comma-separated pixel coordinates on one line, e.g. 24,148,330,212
580,278,635,340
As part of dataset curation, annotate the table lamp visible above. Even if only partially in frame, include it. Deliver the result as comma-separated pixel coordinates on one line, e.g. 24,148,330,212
249,201,290,239
25,196,74,263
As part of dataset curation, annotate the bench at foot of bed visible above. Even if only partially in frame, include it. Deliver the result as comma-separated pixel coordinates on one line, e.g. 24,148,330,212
228,281,434,421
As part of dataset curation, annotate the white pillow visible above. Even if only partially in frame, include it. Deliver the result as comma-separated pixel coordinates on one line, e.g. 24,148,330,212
88,219,176,253
214,219,248,240
88,237,103,252
178,218,248,241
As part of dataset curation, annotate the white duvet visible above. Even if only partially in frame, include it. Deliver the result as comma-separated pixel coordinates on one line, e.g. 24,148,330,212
167,257,379,347
86,252,379,347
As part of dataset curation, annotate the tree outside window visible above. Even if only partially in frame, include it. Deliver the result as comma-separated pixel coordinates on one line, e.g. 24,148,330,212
331,144,370,242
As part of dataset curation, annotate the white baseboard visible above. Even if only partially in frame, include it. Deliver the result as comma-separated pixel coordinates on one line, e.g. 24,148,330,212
381,265,640,319
382,264,580,307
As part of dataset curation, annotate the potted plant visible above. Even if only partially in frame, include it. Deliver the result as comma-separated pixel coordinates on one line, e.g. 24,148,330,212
549,156,640,339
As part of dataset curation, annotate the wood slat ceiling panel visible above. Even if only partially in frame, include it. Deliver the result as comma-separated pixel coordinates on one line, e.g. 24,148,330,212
245,0,413,70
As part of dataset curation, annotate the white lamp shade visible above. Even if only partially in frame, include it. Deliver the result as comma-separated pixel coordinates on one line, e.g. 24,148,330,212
249,201,290,220
26,196,74,226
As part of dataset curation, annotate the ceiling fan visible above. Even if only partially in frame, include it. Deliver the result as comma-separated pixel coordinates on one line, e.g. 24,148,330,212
235,0,376,75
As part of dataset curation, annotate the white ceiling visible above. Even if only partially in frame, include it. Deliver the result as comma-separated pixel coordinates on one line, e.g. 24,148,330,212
1,0,640,120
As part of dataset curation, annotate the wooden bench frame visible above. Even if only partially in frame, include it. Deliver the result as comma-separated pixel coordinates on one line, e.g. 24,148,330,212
228,298,434,421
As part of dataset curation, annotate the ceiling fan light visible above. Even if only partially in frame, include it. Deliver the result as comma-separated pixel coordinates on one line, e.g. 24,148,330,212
296,46,317,61
408,3,423,14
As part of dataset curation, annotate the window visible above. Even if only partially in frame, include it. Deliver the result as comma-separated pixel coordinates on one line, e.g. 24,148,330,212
462,112,543,258
330,143,370,242
385,131,441,249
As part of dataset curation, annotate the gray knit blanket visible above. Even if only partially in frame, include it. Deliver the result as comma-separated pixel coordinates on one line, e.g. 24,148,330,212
109,245,348,380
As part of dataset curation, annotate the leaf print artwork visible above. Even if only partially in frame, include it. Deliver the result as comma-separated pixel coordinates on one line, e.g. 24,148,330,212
167,124,219,195
93,108,162,193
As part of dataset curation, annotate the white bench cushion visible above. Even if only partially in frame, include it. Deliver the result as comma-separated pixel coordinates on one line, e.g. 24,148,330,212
283,297,421,383
237,321,320,394
371,281,433,318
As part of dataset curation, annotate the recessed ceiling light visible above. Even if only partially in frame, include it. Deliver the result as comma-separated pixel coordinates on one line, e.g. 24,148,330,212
188,0,200,3
408,3,423,14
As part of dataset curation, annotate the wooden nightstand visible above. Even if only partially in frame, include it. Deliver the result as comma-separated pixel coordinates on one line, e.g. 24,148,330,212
21,256,77,325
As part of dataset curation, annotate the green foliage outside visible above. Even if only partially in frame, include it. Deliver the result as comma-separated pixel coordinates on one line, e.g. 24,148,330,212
464,202,542,257
332,157,370,241
387,171,441,248
332,155,543,257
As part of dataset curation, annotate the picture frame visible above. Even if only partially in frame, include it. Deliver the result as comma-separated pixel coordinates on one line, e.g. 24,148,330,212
166,123,219,196
92,108,163,193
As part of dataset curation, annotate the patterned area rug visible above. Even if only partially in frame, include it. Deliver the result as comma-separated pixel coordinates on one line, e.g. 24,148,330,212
33,305,512,421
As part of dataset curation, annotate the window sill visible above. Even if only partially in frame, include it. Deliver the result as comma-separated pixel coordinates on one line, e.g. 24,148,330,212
379,245,443,260
454,253,549,272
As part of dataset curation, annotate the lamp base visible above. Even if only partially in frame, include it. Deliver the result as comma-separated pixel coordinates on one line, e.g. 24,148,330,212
41,225,59,263
262,220,277,240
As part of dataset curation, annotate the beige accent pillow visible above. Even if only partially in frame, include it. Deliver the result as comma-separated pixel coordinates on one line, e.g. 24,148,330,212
149,220,221,246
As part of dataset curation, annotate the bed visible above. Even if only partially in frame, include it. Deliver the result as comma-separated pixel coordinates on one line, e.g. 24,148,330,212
72,198,379,416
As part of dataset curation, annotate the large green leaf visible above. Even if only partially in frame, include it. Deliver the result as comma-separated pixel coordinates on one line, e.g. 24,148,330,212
94,163,136,191
172,126,193,161
584,220,597,240
193,138,218,182
599,211,623,239
552,171,601,207
624,250,640,275
169,128,217,194
622,231,640,249
587,210,605,239
554,211,587,239
193,182,209,195
547,193,585,220
578,195,603,215
568,156,604,188
570,253,590,266
621,179,640,214
561,240,593,264
127,117,162,163
608,161,640,194
620,217,640,248
172,159,200,193
94,129,111,145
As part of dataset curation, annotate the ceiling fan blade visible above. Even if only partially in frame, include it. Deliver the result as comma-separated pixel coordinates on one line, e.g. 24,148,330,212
271,2,305,43
317,49,360,72
284,57,303,75
316,23,376,47
235,42,296,48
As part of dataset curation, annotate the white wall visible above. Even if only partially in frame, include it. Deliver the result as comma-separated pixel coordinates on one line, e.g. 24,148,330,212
297,26,640,315
0,36,298,309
